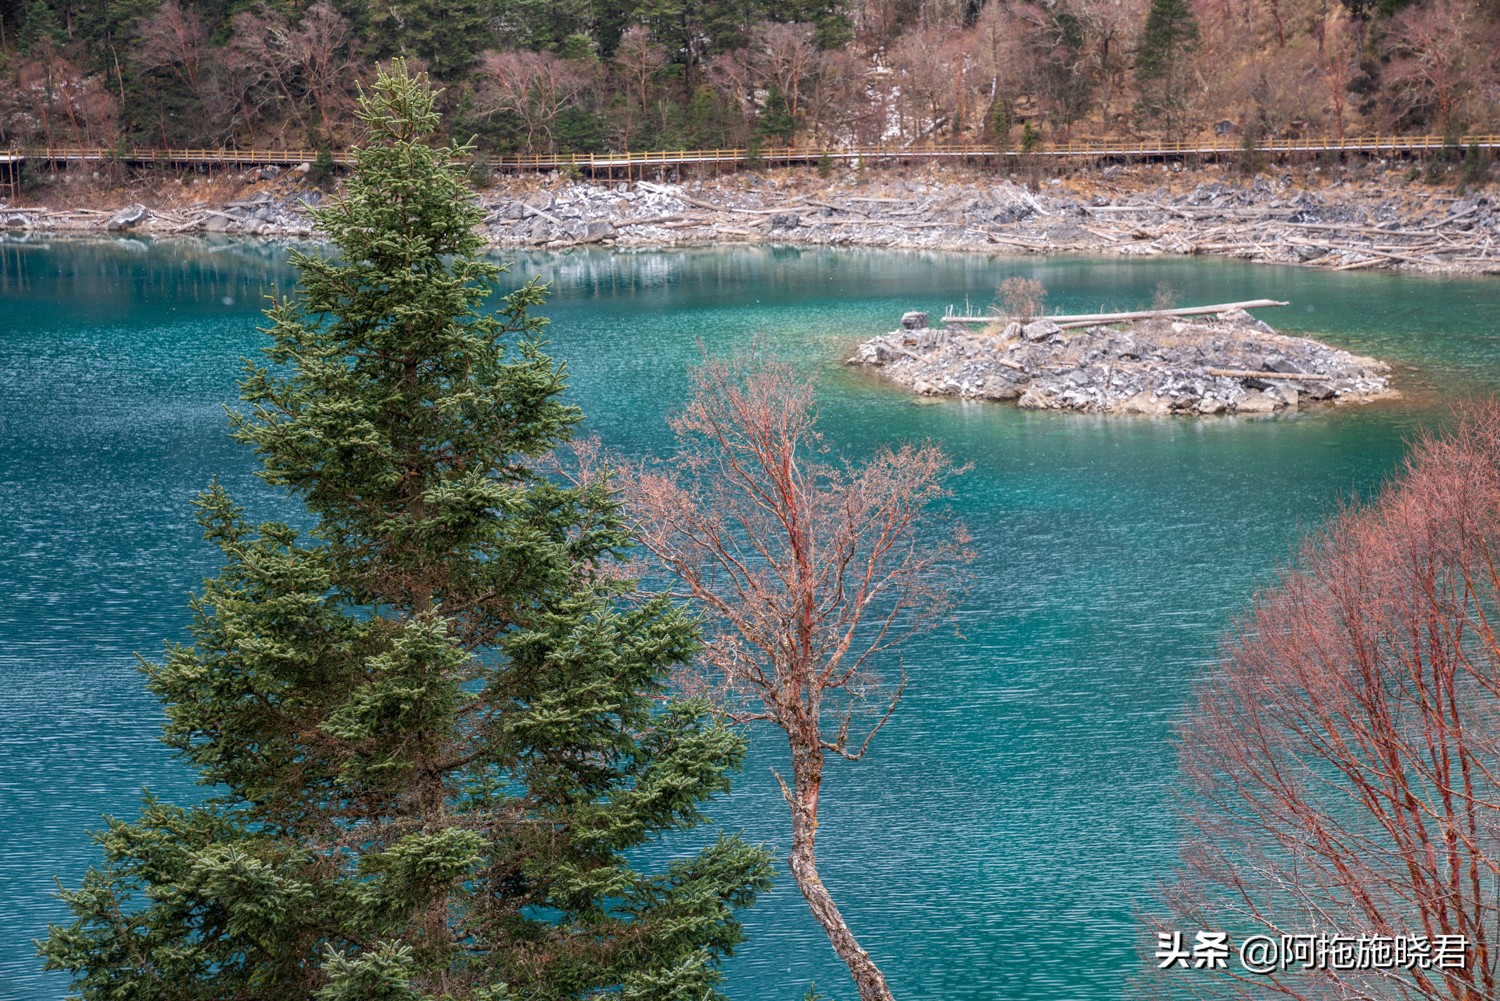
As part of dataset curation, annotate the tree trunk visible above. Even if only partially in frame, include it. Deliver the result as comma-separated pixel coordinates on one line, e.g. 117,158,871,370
787,745,895,1001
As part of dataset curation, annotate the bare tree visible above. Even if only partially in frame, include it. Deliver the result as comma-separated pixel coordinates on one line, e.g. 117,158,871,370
997,276,1047,320
47,56,118,148
888,25,968,139
806,46,876,143
476,49,592,152
613,25,666,147
625,351,971,1001
1384,0,1499,134
1070,0,1146,112
1318,13,1359,142
224,9,301,137
705,46,758,138
289,2,359,140
135,0,205,96
1231,38,1326,137
971,1,1030,135
752,20,819,122
1155,401,1500,1000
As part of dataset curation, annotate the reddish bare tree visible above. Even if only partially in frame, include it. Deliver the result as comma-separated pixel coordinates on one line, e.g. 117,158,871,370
1230,38,1326,138
136,0,205,96
752,20,818,122
625,351,972,1001
10,58,58,148
289,2,359,139
996,276,1047,320
222,2,359,142
888,25,969,139
971,1,1029,134
1384,0,1499,134
1318,14,1359,143
47,56,118,148
476,49,593,152
613,25,666,147
1070,0,1146,111
705,46,758,132
223,9,295,132
806,46,876,143
1155,401,1500,1000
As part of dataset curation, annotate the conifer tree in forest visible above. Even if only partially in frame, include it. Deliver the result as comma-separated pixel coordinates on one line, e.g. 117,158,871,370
38,60,772,1001
17,0,62,54
1135,0,1199,131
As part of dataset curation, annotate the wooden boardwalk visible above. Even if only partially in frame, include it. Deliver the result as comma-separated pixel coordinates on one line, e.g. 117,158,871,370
4,134,1500,179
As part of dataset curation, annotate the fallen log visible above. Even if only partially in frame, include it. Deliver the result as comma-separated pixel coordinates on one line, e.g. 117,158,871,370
984,232,1052,248
613,213,690,228
1206,368,1333,381
944,299,1289,326
1081,204,1158,214
522,203,564,226
804,197,866,216
636,181,804,215
1079,224,1125,242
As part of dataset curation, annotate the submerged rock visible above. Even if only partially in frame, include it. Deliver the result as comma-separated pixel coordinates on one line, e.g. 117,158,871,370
846,307,1395,416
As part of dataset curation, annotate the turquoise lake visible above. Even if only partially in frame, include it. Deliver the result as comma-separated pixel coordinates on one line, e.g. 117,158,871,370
3,239,1499,1000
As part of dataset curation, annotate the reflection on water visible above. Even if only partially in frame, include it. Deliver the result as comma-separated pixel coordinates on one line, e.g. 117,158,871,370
3,237,1499,1000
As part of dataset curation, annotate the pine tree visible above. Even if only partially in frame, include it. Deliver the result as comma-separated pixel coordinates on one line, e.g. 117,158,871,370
1135,0,1199,130
371,0,489,78
39,60,772,1001
755,83,796,144
18,0,63,54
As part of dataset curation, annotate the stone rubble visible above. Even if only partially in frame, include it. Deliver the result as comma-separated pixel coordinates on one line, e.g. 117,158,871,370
846,308,1395,416
4,162,1498,275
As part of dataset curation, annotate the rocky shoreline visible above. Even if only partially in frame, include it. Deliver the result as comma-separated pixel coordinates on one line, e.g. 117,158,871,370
847,307,1394,416
3,162,1499,275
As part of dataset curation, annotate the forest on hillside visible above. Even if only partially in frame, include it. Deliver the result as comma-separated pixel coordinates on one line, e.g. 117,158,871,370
0,0,1495,157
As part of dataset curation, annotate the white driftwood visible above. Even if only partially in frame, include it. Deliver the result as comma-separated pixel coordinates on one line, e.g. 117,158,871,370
943,299,1288,326
1206,368,1333,381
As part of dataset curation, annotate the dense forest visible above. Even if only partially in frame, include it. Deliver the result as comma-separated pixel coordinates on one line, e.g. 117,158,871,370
0,0,1496,156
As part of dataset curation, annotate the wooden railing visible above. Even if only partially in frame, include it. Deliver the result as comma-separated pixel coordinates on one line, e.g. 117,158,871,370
5,135,1500,173
1,147,353,166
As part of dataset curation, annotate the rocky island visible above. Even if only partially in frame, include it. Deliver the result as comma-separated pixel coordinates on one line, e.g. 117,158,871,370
847,303,1395,415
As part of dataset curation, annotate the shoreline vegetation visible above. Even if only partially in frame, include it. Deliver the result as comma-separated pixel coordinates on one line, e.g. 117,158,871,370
4,160,1500,276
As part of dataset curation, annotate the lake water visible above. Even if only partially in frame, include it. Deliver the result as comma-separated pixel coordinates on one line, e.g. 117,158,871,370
3,239,1499,1000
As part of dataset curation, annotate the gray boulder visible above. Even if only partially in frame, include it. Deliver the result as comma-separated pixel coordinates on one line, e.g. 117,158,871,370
901,311,929,330
107,204,149,231
1022,318,1062,342
1017,386,1052,409
1235,390,1278,414
581,220,616,243
982,377,1023,400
